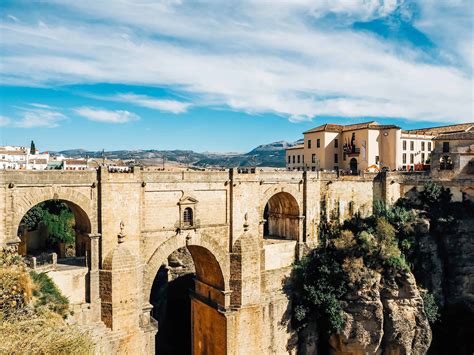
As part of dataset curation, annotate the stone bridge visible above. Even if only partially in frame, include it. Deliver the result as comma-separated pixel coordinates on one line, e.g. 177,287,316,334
0,168,471,353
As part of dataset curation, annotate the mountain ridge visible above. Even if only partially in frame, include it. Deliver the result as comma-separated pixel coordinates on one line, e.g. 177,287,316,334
52,139,304,168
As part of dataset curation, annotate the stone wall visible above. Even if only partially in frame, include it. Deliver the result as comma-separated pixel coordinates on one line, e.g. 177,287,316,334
1,168,472,354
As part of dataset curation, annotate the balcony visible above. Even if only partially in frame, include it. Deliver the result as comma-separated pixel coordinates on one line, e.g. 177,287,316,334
343,147,360,157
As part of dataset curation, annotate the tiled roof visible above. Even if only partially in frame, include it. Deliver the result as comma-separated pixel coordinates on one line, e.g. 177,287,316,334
303,121,399,134
286,144,305,150
405,123,473,135
64,159,88,165
303,123,343,134
30,159,47,164
433,131,474,141
0,150,27,155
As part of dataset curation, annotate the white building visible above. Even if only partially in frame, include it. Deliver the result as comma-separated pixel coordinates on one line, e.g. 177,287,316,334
0,146,29,170
63,159,89,170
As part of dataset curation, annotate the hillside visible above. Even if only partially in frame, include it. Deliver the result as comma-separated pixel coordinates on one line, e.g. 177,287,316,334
53,139,303,168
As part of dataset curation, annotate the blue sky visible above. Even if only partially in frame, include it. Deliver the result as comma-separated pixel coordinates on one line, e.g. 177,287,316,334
0,0,472,152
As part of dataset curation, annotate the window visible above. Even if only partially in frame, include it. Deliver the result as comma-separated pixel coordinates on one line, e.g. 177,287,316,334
375,156,379,164
292,156,295,164
402,153,406,164
297,155,300,164
302,155,304,163
421,142,425,151
440,155,453,170
317,139,320,148
442,142,450,153
311,154,316,163
334,139,338,148
334,153,338,164
421,153,425,163
403,140,407,150
308,140,311,149
183,207,193,226
410,141,414,151
428,142,432,151
410,154,414,164
288,156,291,164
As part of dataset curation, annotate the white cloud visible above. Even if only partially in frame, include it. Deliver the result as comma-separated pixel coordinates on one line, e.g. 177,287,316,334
308,0,401,20
0,116,12,126
99,93,191,113
74,107,140,123
1,106,67,128
7,14,19,22
29,103,54,109
16,108,66,128
0,1,472,123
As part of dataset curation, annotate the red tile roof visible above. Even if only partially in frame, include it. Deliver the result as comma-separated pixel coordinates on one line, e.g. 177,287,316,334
303,121,399,134
404,123,473,135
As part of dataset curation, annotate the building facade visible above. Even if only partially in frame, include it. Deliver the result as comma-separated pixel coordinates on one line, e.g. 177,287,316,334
0,145,50,170
286,122,473,173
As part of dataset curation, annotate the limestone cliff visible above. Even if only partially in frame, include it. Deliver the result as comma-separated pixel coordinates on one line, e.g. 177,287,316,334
329,271,431,355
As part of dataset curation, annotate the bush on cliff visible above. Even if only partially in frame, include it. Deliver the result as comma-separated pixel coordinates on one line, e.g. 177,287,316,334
292,214,412,336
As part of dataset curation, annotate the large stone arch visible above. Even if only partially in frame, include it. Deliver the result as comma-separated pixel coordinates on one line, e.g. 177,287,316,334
10,186,96,242
143,231,229,301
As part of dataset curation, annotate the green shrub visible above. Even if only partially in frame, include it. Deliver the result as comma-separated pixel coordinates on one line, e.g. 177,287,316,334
422,292,440,324
293,248,347,335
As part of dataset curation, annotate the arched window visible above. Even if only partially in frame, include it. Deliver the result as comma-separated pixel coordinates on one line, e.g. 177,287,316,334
440,155,453,170
183,207,193,227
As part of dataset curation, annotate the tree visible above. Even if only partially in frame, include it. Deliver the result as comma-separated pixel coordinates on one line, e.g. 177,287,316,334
42,208,75,245
30,140,36,155
20,205,44,231
419,182,452,222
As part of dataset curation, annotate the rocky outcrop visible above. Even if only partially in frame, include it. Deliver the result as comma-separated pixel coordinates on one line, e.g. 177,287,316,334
328,271,431,355
380,271,432,355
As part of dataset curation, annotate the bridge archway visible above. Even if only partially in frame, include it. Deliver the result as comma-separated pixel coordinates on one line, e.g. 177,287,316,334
262,191,300,240
16,198,92,261
148,242,227,355
10,187,96,242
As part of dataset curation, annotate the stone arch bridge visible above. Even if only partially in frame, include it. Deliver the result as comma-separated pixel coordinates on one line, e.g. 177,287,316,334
0,168,468,353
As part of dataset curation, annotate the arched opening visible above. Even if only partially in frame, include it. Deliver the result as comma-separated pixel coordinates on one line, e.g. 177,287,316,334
350,158,358,174
17,199,91,267
183,207,193,227
440,155,453,170
149,245,226,355
263,192,300,241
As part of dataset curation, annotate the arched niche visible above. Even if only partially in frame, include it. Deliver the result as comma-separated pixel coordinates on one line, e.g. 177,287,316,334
262,191,300,240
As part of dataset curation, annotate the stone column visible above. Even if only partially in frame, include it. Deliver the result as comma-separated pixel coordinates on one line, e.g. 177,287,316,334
88,233,101,322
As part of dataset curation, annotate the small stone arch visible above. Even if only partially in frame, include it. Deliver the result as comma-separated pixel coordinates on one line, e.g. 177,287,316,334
262,190,301,240
260,185,302,215
143,232,229,300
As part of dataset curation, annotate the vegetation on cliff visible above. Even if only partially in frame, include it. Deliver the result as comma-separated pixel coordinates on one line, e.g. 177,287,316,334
292,182,453,351
0,247,94,354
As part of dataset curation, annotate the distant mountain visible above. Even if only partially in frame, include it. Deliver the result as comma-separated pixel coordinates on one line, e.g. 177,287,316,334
52,139,303,168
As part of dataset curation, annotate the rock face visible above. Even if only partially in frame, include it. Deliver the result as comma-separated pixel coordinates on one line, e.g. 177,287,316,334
380,272,432,355
328,271,431,355
411,217,474,354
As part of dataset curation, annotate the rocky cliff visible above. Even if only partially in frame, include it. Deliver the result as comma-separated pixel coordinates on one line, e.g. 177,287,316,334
330,270,431,354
